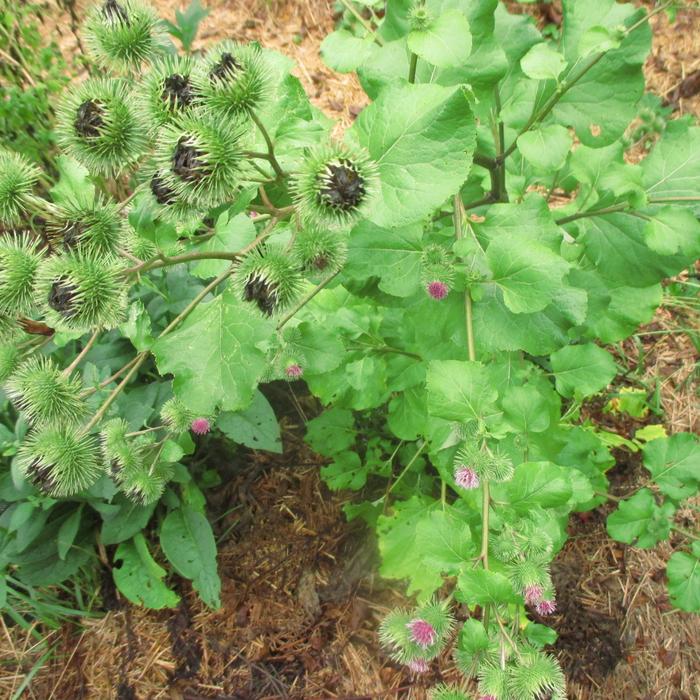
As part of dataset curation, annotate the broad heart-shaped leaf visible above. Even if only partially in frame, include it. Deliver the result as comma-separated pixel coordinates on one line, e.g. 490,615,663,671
491,462,573,513
377,496,443,602
305,407,356,457
501,385,551,434
485,233,570,314
456,568,518,606
415,508,474,575
321,451,368,490
292,321,345,375
644,207,700,258
113,538,180,609
520,41,566,80
344,220,424,297
550,343,617,398
576,213,692,288
320,29,374,73
152,291,275,416
217,390,282,454
426,360,498,423
100,497,157,546
643,433,700,501
606,488,675,549
50,155,95,206
553,0,650,147
667,542,700,612
407,9,472,69
349,83,476,227
643,122,700,204
160,506,221,609
517,125,573,171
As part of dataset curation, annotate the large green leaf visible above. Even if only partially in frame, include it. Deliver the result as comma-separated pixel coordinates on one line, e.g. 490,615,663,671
486,234,570,314
415,508,474,574
100,497,157,546
320,29,375,73
550,343,617,398
160,506,221,609
643,207,700,258
643,433,700,501
426,360,498,423
152,291,274,415
456,568,518,606
113,537,180,609
491,462,573,512
517,125,573,171
192,212,256,279
217,390,282,453
305,407,356,457
606,488,675,548
377,496,442,601
344,220,424,297
667,542,700,612
642,122,700,203
350,83,476,227
407,9,472,69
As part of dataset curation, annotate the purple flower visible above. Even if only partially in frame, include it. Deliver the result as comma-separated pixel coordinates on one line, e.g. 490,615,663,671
249,210,259,219
285,363,303,379
407,658,429,674
524,584,544,607
536,599,557,616
406,618,437,648
454,465,480,490
426,280,449,300
190,417,211,435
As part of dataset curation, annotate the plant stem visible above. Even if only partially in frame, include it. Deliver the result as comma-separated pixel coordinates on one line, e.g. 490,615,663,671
81,353,147,434
555,203,631,225
338,0,384,45
248,110,285,179
673,526,700,542
481,480,490,569
453,195,478,361
408,53,418,83
385,441,427,497
62,330,100,376
493,86,508,202
276,269,341,330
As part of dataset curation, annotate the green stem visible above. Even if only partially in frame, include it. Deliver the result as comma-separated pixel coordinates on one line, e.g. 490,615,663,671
408,53,418,84
385,441,427,497
249,110,285,179
62,330,100,377
481,479,490,569
276,269,341,330
338,0,384,45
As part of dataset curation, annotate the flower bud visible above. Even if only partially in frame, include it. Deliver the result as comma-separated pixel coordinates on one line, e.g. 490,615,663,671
0,234,42,316
0,150,41,225
190,417,211,435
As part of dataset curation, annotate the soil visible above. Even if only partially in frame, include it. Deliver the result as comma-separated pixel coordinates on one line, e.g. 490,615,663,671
2,1,699,699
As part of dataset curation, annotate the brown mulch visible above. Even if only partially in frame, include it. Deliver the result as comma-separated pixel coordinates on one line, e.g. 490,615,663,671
2,1,699,699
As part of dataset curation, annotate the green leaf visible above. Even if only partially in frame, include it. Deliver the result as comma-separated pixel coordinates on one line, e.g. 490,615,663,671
407,9,472,69
344,220,424,297
217,390,282,453
550,343,617,398
415,508,474,574
50,155,95,205
457,568,518,606
164,0,209,51
578,25,622,56
517,125,573,171
350,83,476,227
100,498,156,546
57,506,82,561
643,207,700,258
486,234,570,314
294,321,345,375
320,30,375,73
160,506,221,608
642,122,700,202
388,386,427,441
120,301,154,352
501,385,551,434
642,433,700,501
492,462,573,513
113,538,180,609
606,488,675,548
305,407,356,457
667,542,700,612
321,451,368,490
192,212,256,279
525,622,558,647
152,291,275,415
377,497,442,602
520,42,567,80
426,360,498,423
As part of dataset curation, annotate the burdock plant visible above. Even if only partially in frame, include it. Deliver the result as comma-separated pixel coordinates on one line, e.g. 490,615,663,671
0,150,41,225
56,78,149,176
84,0,167,71
291,144,378,229
0,234,42,316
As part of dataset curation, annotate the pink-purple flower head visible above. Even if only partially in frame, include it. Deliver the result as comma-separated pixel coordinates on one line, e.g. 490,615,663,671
454,465,480,490
406,618,437,648
536,599,557,616
190,417,211,435
407,658,429,674
524,584,544,607
426,280,449,301
285,363,303,379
